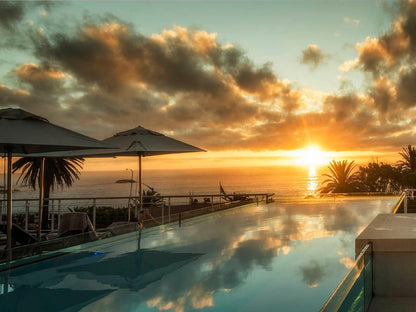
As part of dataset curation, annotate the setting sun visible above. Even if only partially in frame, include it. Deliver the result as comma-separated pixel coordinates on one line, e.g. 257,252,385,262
294,146,330,167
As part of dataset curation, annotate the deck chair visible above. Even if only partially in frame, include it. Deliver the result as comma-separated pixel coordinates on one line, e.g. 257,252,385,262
0,223,37,245
219,183,233,202
58,212,98,240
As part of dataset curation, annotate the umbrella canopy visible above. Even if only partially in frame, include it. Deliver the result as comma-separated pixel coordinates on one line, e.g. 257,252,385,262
28,125,206,219
0,108,112,258
0,108,111,153
29,126,205,157
102,126,205,156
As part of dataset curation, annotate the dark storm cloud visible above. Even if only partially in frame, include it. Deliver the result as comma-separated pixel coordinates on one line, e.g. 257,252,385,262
300,44,329,69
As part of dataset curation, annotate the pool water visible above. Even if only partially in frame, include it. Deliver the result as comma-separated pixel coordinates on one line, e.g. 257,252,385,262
0,197,398,312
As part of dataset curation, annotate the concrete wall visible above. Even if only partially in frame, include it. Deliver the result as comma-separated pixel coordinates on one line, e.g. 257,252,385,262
373,253,416,296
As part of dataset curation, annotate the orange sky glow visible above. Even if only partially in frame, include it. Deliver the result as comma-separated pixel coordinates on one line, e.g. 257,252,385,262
80,148,400,172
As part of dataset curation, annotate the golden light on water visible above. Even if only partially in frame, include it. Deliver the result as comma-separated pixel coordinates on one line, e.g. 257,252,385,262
307,166,319,196
309,165,316,176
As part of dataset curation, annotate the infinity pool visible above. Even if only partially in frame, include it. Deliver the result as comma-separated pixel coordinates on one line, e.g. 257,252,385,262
0,197,398,312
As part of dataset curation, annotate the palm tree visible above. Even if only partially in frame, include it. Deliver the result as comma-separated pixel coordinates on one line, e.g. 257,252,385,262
319,160,358,193
12,157,84,228
398,145,416,172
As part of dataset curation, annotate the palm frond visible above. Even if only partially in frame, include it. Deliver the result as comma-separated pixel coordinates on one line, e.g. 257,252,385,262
319,160,357,193
12,157,84,191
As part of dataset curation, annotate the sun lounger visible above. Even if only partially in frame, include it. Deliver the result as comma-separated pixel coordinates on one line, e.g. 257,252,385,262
58,212,98,240
0,223,37,245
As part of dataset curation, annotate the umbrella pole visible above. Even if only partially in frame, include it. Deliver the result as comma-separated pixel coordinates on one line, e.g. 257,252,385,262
38,157,45,240
3,155,5,213
6,151,12,261
138,154,142,217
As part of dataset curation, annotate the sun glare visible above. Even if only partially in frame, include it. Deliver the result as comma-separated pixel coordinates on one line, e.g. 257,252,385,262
294,146,329,167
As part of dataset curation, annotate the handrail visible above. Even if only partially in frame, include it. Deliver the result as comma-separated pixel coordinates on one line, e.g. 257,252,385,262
0,192,275,232
0,193,274,202
392,192,406,213
319,191,400,198
320,243,372,312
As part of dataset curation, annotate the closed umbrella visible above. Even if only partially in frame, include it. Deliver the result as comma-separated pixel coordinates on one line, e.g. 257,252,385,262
0,108,112,259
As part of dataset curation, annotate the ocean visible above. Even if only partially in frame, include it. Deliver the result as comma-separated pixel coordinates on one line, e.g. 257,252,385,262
2,165,324,214
9,165,324,200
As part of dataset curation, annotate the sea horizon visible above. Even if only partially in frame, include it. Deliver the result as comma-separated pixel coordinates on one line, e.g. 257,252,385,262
9,165,326,198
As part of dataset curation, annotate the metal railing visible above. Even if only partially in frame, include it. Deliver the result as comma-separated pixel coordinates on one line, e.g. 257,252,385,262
320,243,373,312
392,189,416,214
392,192,406,213
0,193,274,231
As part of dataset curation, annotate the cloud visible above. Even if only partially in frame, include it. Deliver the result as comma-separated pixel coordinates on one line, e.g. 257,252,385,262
299,260,326,287
3,2,416,153
0,1,58,50
368,76,395,113
331,0,416,147
355,37,392,76
323,204,361,233
344,17,360,26
14,63,67,92
339,59,358,72
339,256,355,269
1,19,304,145
0,1,25,31
300,44,329,69
0,84,31,106
349,2,416,78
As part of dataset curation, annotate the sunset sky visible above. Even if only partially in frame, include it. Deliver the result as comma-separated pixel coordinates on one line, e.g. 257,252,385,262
1,0,415,170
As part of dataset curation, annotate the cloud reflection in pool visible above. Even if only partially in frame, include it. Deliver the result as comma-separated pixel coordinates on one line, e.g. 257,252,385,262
0,197,398,312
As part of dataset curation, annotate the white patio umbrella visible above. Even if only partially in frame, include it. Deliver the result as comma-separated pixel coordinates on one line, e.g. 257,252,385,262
102,126,205,217
32,126,205,219
0,108,112,258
